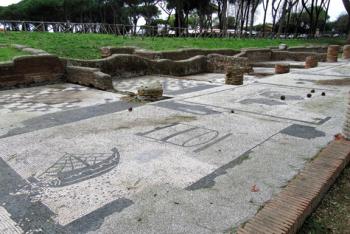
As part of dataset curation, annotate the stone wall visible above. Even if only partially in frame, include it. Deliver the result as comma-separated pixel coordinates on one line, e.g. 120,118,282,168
150,55,208,76
65,66,113,90
0,55,65,89
206,54,251,73
271,51,327,62
67,54,209,78
286,46,328,53
101,47,241,61
101,46,136,58
100,45,330,65
67,54,151,78
237,48,273,62
233,48,327,63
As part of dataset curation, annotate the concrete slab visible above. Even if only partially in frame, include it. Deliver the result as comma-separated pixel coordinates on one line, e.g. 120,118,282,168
0,61,349,233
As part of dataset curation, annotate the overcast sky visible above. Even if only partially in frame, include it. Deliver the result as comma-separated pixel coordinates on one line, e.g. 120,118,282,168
0,0,347,23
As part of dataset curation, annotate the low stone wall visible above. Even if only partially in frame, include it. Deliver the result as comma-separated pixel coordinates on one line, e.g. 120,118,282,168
69,52,253,78
237,48,273,62
271,51,327,62
65,66,113,90
100,45,330,65
0,55,65,89
206,54,251,73
67,55,151,78
101,46,136,58
67,54,210,78
287,46,328,53
101,47,241,61
150,55,208,76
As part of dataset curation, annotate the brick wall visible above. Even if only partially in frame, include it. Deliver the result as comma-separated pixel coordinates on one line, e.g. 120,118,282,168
65,66,113,90
0,55,65,89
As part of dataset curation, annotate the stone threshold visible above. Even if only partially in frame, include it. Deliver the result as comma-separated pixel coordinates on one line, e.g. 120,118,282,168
237,139,350,234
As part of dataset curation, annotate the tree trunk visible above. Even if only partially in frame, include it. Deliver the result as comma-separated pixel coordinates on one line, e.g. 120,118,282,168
221,0,228,34
343,0,350,42
262,0,269,37
277,0,288,37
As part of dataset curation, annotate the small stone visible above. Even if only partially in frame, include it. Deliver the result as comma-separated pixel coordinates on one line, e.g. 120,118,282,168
128,107,133,112
280,95,286,101
307,93,312,98
174,202,179,205
322,92,326,96
311,89,315,93
230,110,235,113
137,218,142,222
278,44,288,50
137,81,163,101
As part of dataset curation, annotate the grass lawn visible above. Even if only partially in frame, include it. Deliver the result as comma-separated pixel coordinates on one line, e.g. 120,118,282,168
0,32,345,60
0,47,28,62
299,164,350,234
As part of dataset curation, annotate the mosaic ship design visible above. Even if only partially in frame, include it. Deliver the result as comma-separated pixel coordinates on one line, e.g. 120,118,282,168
38,148,120,187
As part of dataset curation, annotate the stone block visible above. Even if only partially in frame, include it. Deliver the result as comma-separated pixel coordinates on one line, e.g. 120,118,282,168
275,63,290,74
343,45,350,59
137,81,163,101
225,66,244,85
305,56,318,69
279,44,288,50
65,66,113,90
327,45,340,62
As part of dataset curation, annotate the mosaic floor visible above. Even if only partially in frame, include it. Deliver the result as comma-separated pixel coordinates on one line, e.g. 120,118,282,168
0,63,349,233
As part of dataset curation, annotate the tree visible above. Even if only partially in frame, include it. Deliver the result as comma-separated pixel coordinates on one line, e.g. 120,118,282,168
342,0,350,42
333,14,348,34
262,0,270,36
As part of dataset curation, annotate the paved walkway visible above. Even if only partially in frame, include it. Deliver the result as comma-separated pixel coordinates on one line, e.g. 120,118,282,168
0,61,349,233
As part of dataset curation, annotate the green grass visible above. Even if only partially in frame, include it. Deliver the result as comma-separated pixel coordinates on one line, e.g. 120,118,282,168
0,32,345,60
0,47,28,62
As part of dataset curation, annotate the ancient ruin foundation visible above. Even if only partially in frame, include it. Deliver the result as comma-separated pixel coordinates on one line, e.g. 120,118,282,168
305,56,318,69
327,45,340,62
343,45,350,60
275,63,290,74
225,66,244,85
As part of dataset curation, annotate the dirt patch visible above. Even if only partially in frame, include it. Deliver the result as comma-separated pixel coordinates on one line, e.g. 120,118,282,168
299,164,350,234
315,79,350,86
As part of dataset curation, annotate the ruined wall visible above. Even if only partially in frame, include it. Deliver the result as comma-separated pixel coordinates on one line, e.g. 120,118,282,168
237,48,273,62
68,55,152,77
287,46,328,53
0,55,65,89
101,47,240,61
150,55,208,76
67,54,208,78
65,66,113,90
101,47,136,58
271,51,327,62
206,54,251,73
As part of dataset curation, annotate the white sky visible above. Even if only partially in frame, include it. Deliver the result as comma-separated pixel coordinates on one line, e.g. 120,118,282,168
0,0,347,23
